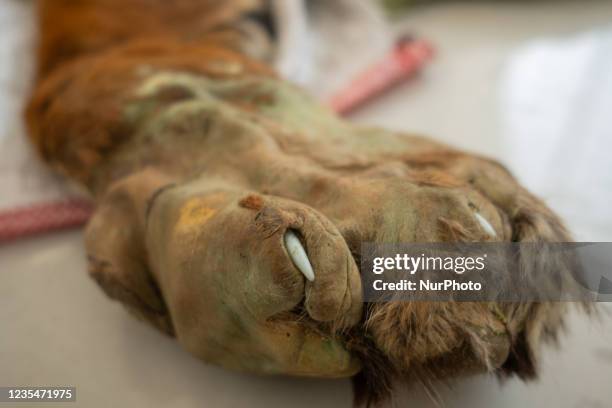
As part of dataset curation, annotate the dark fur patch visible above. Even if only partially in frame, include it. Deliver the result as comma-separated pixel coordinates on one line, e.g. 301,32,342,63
345,306,397,407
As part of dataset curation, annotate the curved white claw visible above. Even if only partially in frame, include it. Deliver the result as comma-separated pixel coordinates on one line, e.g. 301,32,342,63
284,230,315,282
474,212,497,237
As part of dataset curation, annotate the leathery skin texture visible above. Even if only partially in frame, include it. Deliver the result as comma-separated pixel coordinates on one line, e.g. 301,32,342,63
25,1,584,405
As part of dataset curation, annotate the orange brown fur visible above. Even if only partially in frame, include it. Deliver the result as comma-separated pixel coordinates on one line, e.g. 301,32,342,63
26,0,271,189
35,0,262,77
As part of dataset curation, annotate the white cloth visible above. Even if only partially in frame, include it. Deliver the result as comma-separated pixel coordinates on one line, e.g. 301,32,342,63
0,0,82,211
274,0,392,97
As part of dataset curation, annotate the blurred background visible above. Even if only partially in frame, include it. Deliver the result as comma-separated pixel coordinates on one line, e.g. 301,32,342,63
1,0,611,407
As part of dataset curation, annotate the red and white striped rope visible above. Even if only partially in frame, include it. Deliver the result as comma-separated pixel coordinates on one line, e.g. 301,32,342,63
0,199,93,242
326,38,434,115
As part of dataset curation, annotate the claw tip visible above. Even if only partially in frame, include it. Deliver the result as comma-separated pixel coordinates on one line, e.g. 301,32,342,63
284,230,315,282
